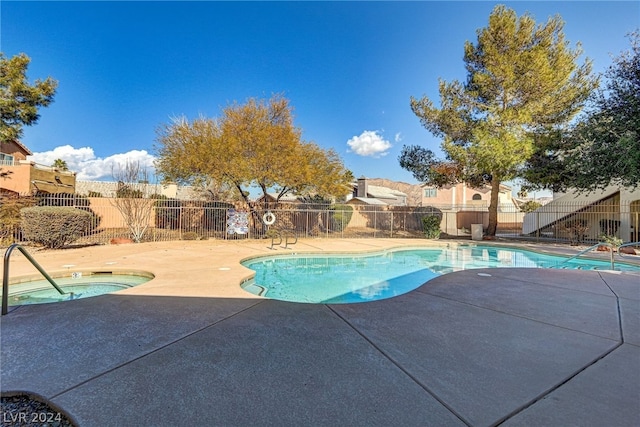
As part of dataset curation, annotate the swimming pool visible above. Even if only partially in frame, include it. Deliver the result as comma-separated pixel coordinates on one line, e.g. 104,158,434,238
241,245,640,304
4,271,154,307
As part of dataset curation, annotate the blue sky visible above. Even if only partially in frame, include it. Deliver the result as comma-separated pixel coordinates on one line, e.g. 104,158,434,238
2,1,638,191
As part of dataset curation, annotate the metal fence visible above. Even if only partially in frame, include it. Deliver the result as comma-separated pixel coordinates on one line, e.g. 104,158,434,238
1,193,638,246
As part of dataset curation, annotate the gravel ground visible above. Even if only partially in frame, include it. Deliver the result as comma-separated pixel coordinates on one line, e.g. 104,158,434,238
1,394,76,427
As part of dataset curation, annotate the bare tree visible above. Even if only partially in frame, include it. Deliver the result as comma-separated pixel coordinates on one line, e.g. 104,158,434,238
109,160,156,242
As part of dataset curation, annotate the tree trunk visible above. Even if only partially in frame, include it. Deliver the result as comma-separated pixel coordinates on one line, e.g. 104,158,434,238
486,177,501,236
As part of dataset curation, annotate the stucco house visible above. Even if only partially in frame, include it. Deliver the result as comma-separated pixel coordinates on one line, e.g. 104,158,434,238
420,182,513,207
0,140,76,195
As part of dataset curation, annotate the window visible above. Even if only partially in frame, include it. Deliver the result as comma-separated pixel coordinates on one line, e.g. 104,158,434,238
472,193,482,201
0,153,14,166
424,188,437,198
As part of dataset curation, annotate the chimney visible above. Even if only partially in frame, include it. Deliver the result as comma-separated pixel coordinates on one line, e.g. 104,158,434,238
357,176,368,198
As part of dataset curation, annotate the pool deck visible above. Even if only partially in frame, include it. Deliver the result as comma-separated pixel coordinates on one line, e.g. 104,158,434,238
1,238,639,426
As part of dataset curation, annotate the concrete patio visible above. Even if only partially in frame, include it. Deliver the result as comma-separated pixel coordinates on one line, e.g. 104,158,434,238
1,239,639,426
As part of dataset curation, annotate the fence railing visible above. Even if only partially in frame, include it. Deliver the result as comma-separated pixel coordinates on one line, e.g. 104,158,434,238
1,194,638,246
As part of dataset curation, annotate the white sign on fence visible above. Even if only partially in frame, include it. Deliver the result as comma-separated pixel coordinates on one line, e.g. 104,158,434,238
226,209,249,235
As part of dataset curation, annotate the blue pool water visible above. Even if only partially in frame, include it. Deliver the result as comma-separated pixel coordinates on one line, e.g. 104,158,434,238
241,245,640,304
5,273,152,307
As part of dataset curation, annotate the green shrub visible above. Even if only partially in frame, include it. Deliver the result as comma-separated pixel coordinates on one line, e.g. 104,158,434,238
36,192,101,233
330,204,353,232
422,215,442,239
21,206,93,248
599,233,622,247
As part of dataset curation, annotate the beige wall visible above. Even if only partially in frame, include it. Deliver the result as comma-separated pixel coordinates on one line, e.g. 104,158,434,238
0,164,32,193
0,162,75,194
88,197,157,228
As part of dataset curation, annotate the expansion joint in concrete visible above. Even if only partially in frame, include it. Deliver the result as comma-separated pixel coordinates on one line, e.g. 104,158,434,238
325,304,474,427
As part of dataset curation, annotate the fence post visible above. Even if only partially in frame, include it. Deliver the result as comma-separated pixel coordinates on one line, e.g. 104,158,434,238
326,210,329,239
374,209,377,238
179,205,183,240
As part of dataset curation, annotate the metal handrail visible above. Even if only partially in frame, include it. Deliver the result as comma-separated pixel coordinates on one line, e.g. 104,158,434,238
282,231,298,249
561,241,640,271
269,231,283,250
561,242,615,270
2,244,66,315
268,229,297,250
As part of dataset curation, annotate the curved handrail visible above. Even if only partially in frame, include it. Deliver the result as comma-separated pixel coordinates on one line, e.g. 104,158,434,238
269,231,282,250
561,241,640,271
283,231,298,249
561,242,609,264
268,229,297,250
2,244,66,315
561,242,616,270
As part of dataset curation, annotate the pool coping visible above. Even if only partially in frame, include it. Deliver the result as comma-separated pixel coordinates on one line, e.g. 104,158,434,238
4,239,639,302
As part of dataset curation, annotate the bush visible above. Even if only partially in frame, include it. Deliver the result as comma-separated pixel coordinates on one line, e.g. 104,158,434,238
21,206,93,248
561,218,589,244
330,204,353,232
422,215,442,239
599,233,623,248
36,192,101,232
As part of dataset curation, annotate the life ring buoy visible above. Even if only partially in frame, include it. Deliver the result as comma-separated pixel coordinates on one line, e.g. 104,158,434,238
262,211,276,225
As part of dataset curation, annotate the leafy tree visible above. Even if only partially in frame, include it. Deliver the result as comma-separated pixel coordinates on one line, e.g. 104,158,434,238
524,31,639,192
0,53,58,142
155,95,352,208
51,158,68,170
402,5,597,236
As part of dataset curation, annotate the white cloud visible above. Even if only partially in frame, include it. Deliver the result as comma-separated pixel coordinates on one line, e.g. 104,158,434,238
394,132,403,143
28,145,157,181
346,130,392,157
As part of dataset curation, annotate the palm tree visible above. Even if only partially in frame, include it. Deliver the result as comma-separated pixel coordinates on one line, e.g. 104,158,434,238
52,158,68,170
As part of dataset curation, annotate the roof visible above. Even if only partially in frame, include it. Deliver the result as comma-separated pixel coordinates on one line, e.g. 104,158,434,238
366,184,406,199
1,139,32,156
347,197,388,206
258,193,301,203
